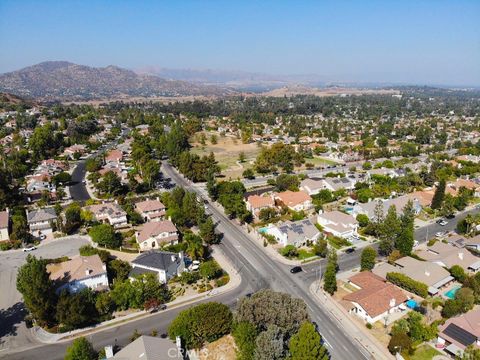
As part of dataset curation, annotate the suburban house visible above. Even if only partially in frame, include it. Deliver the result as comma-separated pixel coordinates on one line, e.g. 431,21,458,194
62,144,87,159
352,195,422,221
437,309,480,356
246,194,275,218
110,335,183,359
136,220,179,251
407,189,435,207
135,198,166,222
46,255,109,294
417,242,480,273
344,271,407,324
264,218,320,247
130,251,185,283
26,207,57,238
373,257,454,296
448,178,480,197
300,178,324,196
317,210,358,239
322,177,355,192
367,168,402,178
274,190,313,212
0,209,9,241
87,202,128,228
105,149,123,165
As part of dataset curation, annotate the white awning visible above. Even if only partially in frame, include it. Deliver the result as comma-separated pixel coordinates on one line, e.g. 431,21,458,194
432,276,454,289
445,343,464,357
470,261,480,271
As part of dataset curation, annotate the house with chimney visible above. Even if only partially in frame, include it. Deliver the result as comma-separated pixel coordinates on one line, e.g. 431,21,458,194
274,190,313,212
417,242,480,273
263,218,320,247
86,202,128,228
317,210,358,239
373,256,454,296
245,194,275,218
344,271,407,324
136,220,179,251
26,207,57,238
135,198,166,222
46,255,109,294
129,251,185,284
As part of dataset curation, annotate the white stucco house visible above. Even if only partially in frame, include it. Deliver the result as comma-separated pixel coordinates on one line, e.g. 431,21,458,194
129,251,185,284
317,210,358,239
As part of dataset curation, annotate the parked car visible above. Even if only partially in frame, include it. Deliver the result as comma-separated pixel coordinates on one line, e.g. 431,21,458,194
290,266,303,274
436,219,448,226
436,231,447,238
23,246,37,252
345,247,355,254
445,213,455,219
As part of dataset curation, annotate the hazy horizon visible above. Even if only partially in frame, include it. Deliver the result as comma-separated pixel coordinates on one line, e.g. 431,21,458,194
1,0,479,86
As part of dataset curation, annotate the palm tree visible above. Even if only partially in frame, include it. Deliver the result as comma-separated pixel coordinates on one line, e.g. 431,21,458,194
186,237,205,260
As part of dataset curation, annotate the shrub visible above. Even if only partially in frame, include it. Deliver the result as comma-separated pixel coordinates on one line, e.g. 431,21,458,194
280,245,299,258
450,265,467,283
386,272,428,298
388,333,413,355
168,302,233,349
365,323,372,329
215,275,230,287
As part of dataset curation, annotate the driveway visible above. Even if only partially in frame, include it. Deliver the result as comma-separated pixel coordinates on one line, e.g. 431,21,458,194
0,236,89,352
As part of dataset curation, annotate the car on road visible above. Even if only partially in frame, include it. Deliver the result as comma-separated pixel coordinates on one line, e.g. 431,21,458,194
445,213,455,219
436,231,447,238
23,246,37,252
290,266,303,274
345,247,355,254
436,219,448,226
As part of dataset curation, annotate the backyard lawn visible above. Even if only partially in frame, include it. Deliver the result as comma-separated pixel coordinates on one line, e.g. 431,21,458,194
404,345,442,360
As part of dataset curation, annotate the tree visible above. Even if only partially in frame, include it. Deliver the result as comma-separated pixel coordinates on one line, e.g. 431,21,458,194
254,325,286,360
258,207,277,222
360,247,377,271
388,332,413,355
63,202,82,234
199,260,223,279
312,239,328,258
378,205,399,255
440,193,456,217
88,224,120,248
236,290,309,337
431,179,446,210
199,217,217,244
289,322,329,360
395,201,415,256
242,168,255,179
356,214,369,227
450,265,467,283
168,302,232,349
185,233,206,260
274,174,299,192
97,171,123,196
64,337,97,360
16,255,57,326
108,259,132,283
56,289,97,329
280,245,299,258
323,261,337,295
232,321,257,360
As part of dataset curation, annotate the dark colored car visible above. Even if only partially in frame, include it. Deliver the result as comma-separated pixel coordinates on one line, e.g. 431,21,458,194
290,266,303,274
345,247,355,254
446,213,455,219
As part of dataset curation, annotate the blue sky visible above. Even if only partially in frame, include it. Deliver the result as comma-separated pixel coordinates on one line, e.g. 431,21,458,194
0,0,479,86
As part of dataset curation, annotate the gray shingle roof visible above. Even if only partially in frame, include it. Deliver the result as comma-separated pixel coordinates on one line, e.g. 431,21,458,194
113,335,182,359
27,208,56,223
132,251,181,271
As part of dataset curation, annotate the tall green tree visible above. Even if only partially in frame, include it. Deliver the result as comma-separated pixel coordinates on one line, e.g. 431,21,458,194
395,201,415,255
289,322,329,360
254,325,286,360
431,179,446,209
16,255,57,326
360,246,377,271
199,217,217,244
323,261,337,295
232,321,257,360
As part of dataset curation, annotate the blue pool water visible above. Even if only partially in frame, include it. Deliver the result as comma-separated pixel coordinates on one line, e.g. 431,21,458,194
258,227,268,234
406,299,418,309
444,285,462,299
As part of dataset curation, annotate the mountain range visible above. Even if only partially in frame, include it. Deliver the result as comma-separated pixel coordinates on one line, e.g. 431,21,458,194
0,61,234,101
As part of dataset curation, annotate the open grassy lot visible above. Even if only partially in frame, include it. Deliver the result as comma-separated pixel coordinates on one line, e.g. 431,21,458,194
191,131,261,179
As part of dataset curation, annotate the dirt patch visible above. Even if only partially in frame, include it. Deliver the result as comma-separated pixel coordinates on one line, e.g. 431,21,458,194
199,334,237,360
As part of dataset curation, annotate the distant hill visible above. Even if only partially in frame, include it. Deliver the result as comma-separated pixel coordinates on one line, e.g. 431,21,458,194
0,61,234,100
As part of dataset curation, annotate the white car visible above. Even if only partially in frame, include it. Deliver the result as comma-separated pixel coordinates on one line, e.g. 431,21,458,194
435,231,447,238
437,219,448,226
23,246,37,252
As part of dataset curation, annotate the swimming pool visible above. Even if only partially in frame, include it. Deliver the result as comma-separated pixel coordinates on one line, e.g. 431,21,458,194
444,285,462,299
258,227,268,234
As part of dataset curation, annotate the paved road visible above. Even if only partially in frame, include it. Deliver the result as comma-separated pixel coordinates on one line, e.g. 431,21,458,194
162,162,371,360
69,160,90,201
0,237,90,354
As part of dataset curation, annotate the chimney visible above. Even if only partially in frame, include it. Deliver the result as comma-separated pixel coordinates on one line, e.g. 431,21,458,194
389,298,396,308
156,196,160,202
85,269,91,276
425,270,430,277
459,252,464,260
171,255,177,262
102,264,107,271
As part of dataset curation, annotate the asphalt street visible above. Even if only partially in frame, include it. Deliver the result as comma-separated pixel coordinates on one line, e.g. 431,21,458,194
161,162,372,360
69,160,90,201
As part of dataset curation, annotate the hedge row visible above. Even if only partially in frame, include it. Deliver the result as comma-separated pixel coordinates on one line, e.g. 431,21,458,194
386,272,429,298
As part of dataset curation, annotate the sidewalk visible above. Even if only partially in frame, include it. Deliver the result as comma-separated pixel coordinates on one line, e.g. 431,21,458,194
31,246,241,344
309,281,393,360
